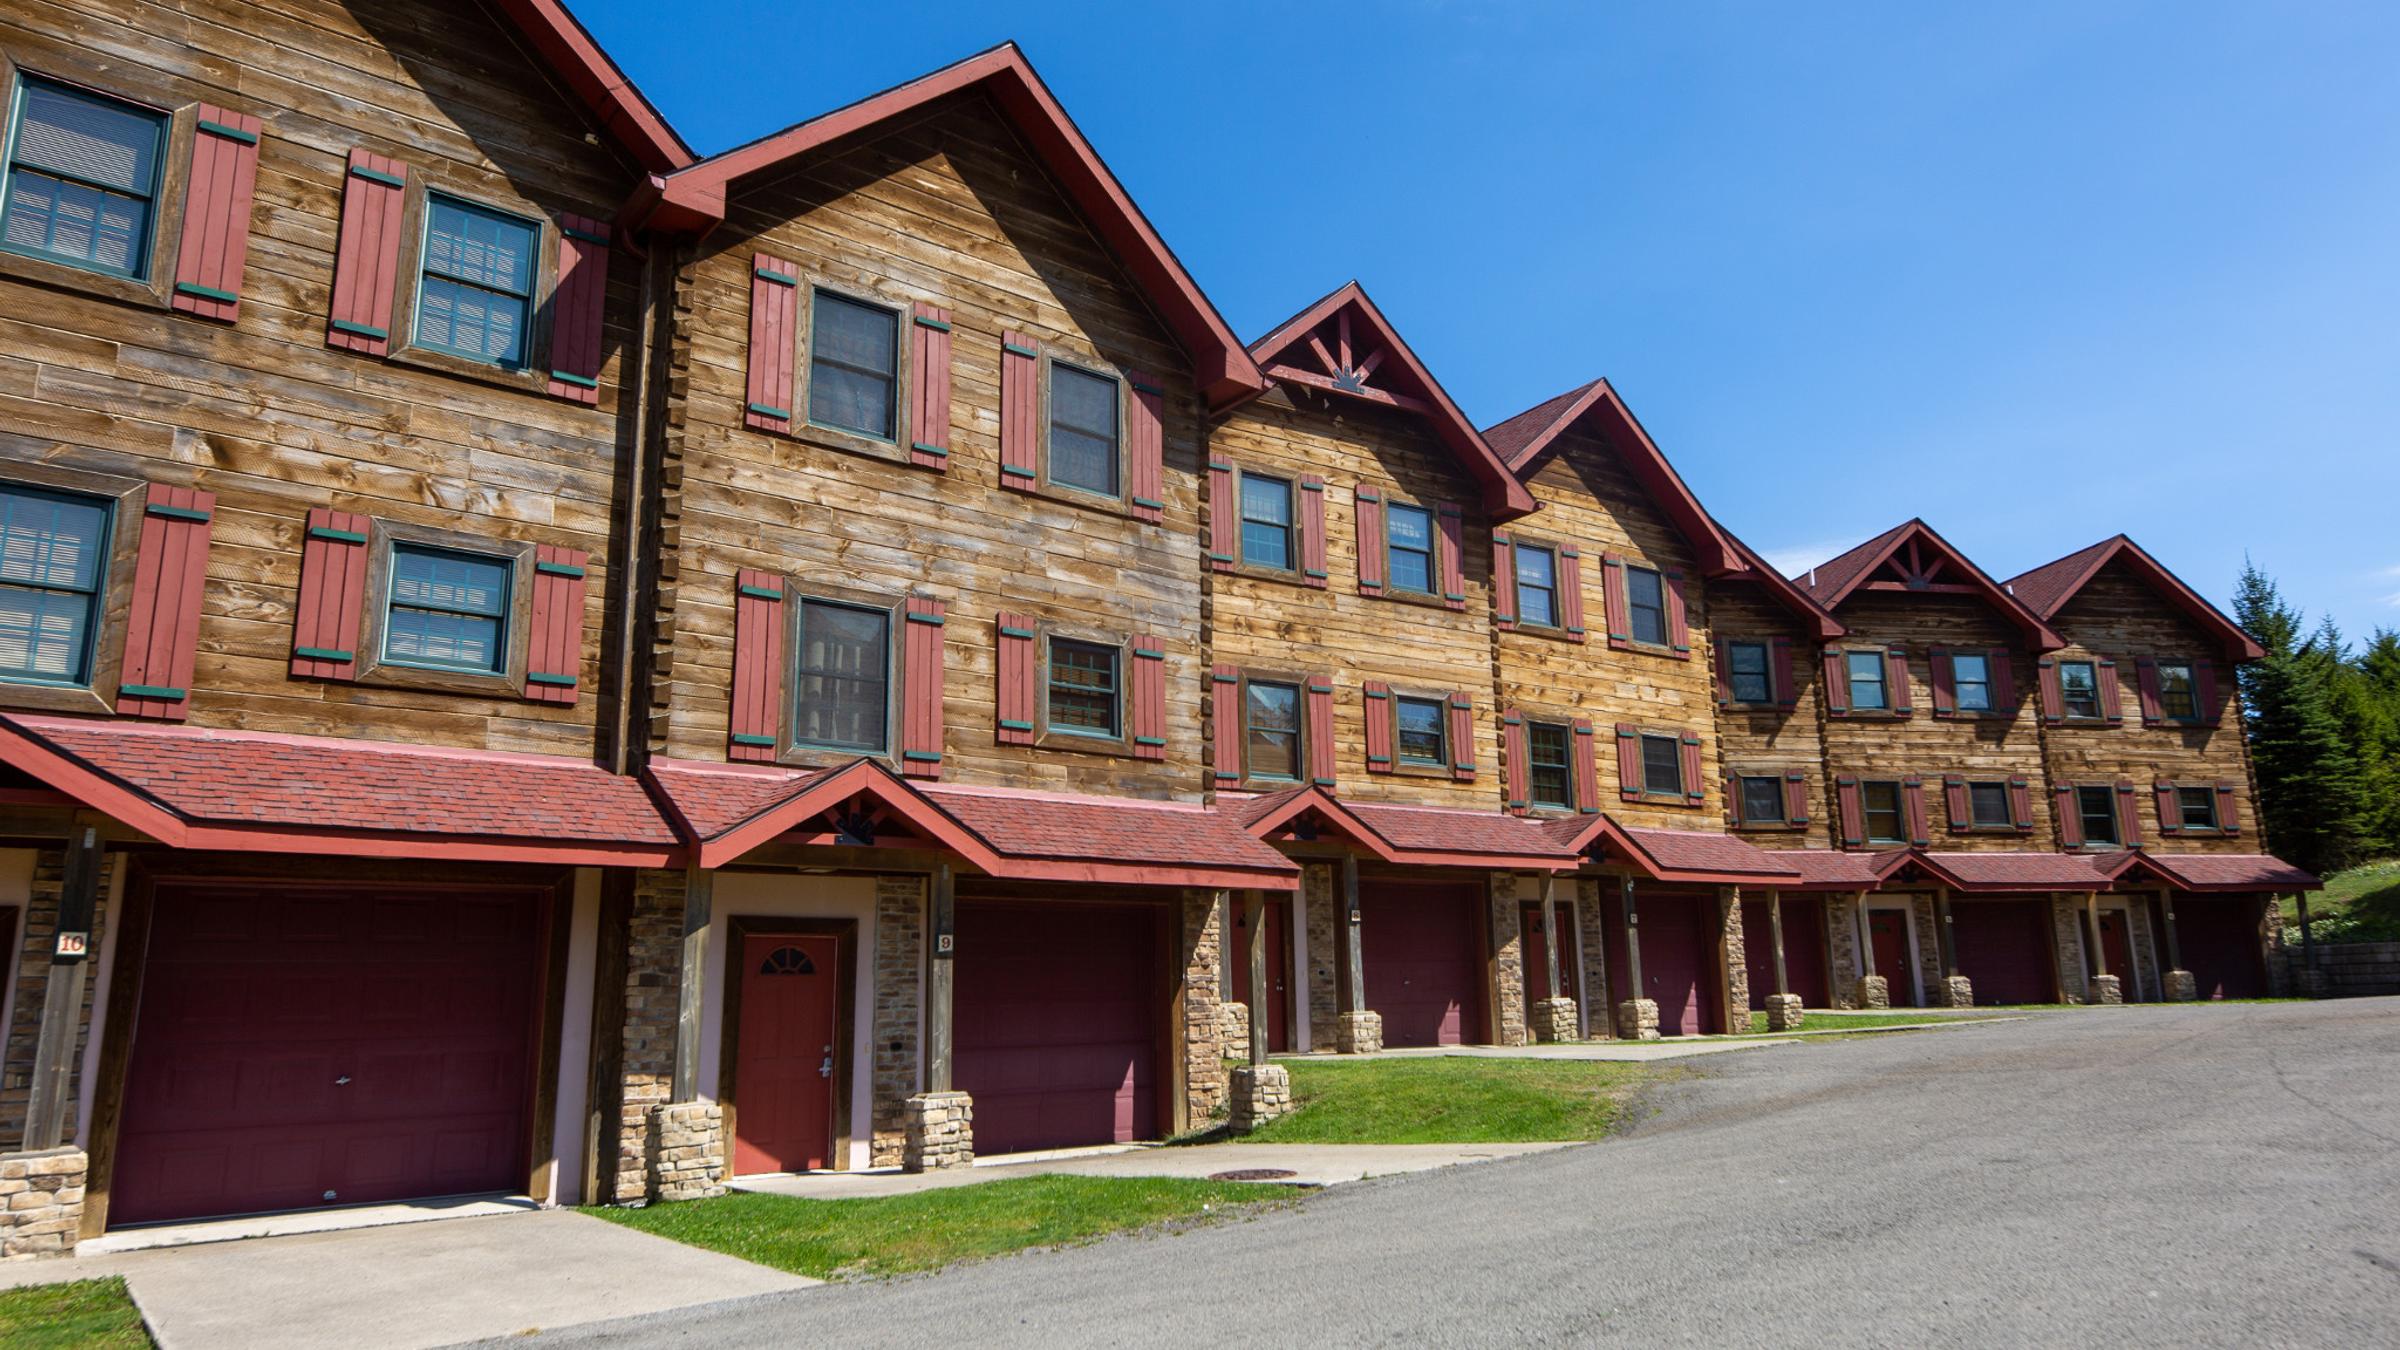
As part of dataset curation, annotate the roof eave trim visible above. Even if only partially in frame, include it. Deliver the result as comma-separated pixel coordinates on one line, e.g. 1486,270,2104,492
1497,380,1741,574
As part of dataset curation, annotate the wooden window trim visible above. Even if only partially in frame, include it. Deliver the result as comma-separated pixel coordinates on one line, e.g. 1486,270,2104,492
1859,778,1908,846
1727,765,1807,832
1620,561,1675,654
2055,657,2107,724
2173,784,2223,833
1367,492,1449,611
1948,650,1999,716
1520,712,1578,813
1383,687,1453,779
0,56,196,312
1722,637,1776,709
1032,347,1133,514
0,457,148,715
1506,534,1572,639
353,518,536,697
773,578,904,771
1630,726,1690,803
1035,620,1135,757
1233,666,1309,790
1226,466,1303,584
790,277,917,465
382,171,562,397
2153,658,2203,725
1957,779,2015,832
1841,647,1900,717
2069,782,2122,850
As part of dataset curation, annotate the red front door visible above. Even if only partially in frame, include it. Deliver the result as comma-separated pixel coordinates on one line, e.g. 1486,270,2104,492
1638,897,1715,1036
2097,911,2134,993
1519,902,1580,1007
1229,896,1291,1054
731,932,840,1175
1869,909,1918,1008
1364,882,1485,1047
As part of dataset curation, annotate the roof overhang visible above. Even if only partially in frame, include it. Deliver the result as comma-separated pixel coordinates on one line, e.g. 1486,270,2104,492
489,0,692,173
1483,379,1743,575
1716,521,1846,641
1232,787,1576,871
1549,814,1806,885
2005,536,2265,663
1803,520,2063,651
2101,850,2322,893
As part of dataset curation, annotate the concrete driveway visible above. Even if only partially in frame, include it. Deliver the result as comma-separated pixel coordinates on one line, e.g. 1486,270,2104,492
506,998,2400,1347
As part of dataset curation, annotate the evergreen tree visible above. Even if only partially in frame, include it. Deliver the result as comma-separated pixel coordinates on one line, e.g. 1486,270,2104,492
2235,576,2369,876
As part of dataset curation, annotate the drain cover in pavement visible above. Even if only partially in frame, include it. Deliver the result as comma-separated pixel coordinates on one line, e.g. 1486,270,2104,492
1207,1168,1298,1181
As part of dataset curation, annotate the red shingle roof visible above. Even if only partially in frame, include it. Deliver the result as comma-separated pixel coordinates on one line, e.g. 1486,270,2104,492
2002,536,2265,662
1484,380,1601,465
643,760,843,839
1343,801,1579,864
1906,851,2118,893
2004,538,2118,617
1619,827,1800,879
923,783,1295,874
1776,849,1909,890
1796,519,2062,649
1475,378,1742,575
1797,521,1919,605
2117,852,2321,893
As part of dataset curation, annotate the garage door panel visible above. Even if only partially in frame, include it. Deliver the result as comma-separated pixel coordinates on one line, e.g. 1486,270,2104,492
2177,897,2266,999
955,900,1159,1156
1952,900,2053,1005
1638,897,1715,1036
1364,883,1482,1048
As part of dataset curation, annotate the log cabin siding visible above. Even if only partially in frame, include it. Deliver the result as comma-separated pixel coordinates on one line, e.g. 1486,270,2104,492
1708,585,1829,848
0,0,645,754
658,96,1206,798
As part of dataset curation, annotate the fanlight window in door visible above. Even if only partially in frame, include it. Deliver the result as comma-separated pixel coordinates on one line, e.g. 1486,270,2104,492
758,946,817,976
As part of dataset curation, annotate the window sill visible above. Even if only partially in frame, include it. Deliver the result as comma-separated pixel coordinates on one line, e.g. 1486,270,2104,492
1036,727,1143,760
0,680,114,717
1932,709,2015,721
1366,588,1465,613
1830,710,1910,721
1624,791,1704,808
381,341,561,400
1222,561,1324,591
0,247,173,312
1609,638,1689,660
1501,622,1585,644
1011,477,1151,527
779,744,896,771
1721,700,1795,714
1733,822,1809,833
1382,759,1460,781
2050,715,2118,729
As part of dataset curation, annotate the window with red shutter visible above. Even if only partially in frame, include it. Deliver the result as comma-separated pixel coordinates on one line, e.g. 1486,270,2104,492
1126,373,1165,522
2115,781,2143,846
171,107,263,323
1615,723,1641,802
744,255,797,433
1502,708,1529,812
1130,637,1167,761
1772,637,1798,708
544,216,610,404
2194,660,2221,726
1435,504,1466,610
115,485,216,719
1305,675,1336,787
900,596,946,778
1885,647,1913,716
1363,681,1394,773
1207,460,1239,571
1558,547,1587,642
1601,555,1630,650
291,508,372,681
2215,781,2240,834
2096,659,2124,725
327,151,409,355
1929,646,1956,717
1663,569,1691,658
1491,533,1517,630
1988,647,2017,712
1297,476,1328,587
1943,775,1970,830
1821,645,1850,716
1836,775,1865,847
998,333,1040,492
727,570,785,762
1447,692,1476,780
2037,658,2065,724
2054,785,2084,849
1783,771,1811,825
1353,486,1385,594
908,304,953,470
1678,734,1705,804
2154,780,2181,836
1210,665,1242,783
2134,657,2164,725
2008,775,2034,831
1572,721,1600,814
995,613,1037,745
1901,776,1930,846
522,546,587,706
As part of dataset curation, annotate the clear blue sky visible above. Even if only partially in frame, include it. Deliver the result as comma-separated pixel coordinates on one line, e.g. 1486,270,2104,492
577,0,2398,640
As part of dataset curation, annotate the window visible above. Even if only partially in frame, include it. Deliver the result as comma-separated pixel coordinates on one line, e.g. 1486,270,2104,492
0,77,166,280
758,945,816,976
1952,652,1992,712
1047,364,1119,497
1515,545,1558,628
1726,641,1771,705
1244,679,1301,781
2059,660,2100,719
1385,503,1434,595
2157,661,2199,722
1527,720,1572,809
1626,565,1668,646
1394,695,1446,766
1238,472,1294,571
1740,775,1786,825
0,484,110,685
1968,781,2012,829
414,194,541,367
807,290,899,440
1639,733,1682,796
1046,636,1119,737
2177,787,2218,831
1847,651,1888,711
383,543,511,675
791,598,890,753
2077,785,2118,846
1861,780,1904,845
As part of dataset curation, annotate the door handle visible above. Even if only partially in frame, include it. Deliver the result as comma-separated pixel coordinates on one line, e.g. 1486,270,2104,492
819,1057,833,1079
334,1075,352,1086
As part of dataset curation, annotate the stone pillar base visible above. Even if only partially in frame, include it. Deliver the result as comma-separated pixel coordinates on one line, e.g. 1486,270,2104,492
1335,1010,1383,1055
1229,1064,1292,1132
902,1091,974,1171
1530,997,1580,1043
1615,998,1660,1042
2086,974,2123,1006
1764,993,1805,1031
646,1103,725,1204
0,1148,87,1259
1855,975,1890,1010
1940,975,1974,1008
1220,1002,1252,1062
2164,970,2196,1002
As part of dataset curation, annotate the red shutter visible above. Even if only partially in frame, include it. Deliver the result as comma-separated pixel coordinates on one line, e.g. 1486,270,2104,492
2194,660,2222,726
523,545,588,706
1435,503,1466,610
1559,547,1587,642
1211,665,1243,784
2037,658,2064,724
2096,659,2124,725
1447,692,1476,780
1989,647,2016,712
2008,775,2034,832
2054,784,2084,849
1354,486,1385,594
545,215,609,404
1886,646,1913,716
1783,771,1811,825
1491,533,1517,630
1572,720,1600,814
1901,776,1930,846
290,508,370,681
900,596,946,778
1502,708,1529,813
995,613,1037,745
744,255,797,433
2215,781,2240,835
1130,637,1166,761
1943,774,1970,830
908,303,953,470
115,485,215,719
2134,657,2163,725
1929,646,1956,717
1207,460,1239,571
1297,475,1328,587
326,150,408,355
1602,555,1630,650
1836,775,1865,847
1363,681,1395,773
2155,780,2181,836
169,106,262,324
999,333,1040,492
1822,645,1850,716
1615,723,1641,801
1772,637,1798,708
1306,674,1336,787
2115,781,2143,847
1126,372,1165,522
1723,769,1743,827
1663,568,1691,658
1712,639,1734,707
727,569,785,762
1679,733,1705,803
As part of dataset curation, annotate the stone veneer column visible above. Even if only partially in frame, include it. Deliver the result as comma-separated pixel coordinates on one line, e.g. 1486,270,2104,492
869,875,925,1167
1220,1002,1251,1062
1489,876,1526,1047
1576,878,1612,1037
1718,888,1750,1030
646,1102,725,1203
1939,975,1974,1008
1228,1063,1291,1132
2051,895,2092,1005
1615,998,1660,1041
2164,969,2198,1001
1336,1011,1382,1054
608,869,688,1204
0,1148,85,1259
1180,889,1226,1122
2086,974,2124,1005
1530,997,1580,1043
0,850,119,1146
1763,993,1805,1031
902,1091,973,1170
1826,894,1863,1010
1302,865,1339,1050
1855,976,1891,1010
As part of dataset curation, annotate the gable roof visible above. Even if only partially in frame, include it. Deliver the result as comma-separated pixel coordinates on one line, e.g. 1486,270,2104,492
1227,785,1576,870
490,0,691,172
2004,535,2265,662
1245,282,1536,519
1537,814,1801,885
1798,519,2062,650
1712,519,1845,640
628,43,1264,410
1480,379,1742,575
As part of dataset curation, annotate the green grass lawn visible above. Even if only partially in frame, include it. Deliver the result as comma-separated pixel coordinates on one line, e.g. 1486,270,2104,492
2283,859,2400,943
1240,1056,1657,1144
1741,1009,1986,1033
0,1277,150,1349
586,1174,1286,1280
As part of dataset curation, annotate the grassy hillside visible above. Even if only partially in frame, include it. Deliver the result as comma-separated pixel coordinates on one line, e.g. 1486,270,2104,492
2282,860,2400,942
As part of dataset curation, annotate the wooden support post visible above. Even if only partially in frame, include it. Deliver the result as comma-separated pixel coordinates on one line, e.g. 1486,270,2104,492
1855,890,1876,977
1935,885,1958,978
670,866,713,1103
1540,873,1562,1002
1769,888,1790,998
2084,891,2104,979
22,822,102,1151
1619,875,1644,994
927,863,956,1093
2160,890,2183,971
1215,889,1234,1000
1341,854,1366,1014
1245,891,1269,1065
2294,892,2313,969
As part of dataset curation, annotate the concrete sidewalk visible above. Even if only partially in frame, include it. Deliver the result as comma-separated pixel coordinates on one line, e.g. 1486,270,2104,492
731,1140,1576,1200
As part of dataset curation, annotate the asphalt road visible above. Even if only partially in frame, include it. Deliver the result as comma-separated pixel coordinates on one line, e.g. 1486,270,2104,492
506,1000,2400,1347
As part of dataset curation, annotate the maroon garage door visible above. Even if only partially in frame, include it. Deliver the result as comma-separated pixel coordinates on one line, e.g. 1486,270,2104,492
2177,896,2268,999
1607,894,1720,1036
1741,895,1828,1008
1951,899,2056,1005
1363,882,1485,1047
954,900,1159,1156
111,883,544,1227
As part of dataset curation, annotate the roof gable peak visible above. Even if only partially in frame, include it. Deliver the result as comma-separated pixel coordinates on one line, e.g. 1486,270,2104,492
1478,378,1741,575
2005,535,2264,662
1802,519,2062,649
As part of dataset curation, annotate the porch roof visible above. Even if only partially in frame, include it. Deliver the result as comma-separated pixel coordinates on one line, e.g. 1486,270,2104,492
2102,850,2322,893
1225,786,1580,870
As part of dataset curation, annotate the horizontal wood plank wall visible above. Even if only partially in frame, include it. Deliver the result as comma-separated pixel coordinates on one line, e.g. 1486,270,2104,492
1504,426,1719,829
0,0,643,754
2042,560,2250,853
1709,585,1828,849
1205,389,1496,806
663,96,1204,797
1819,594,2055,851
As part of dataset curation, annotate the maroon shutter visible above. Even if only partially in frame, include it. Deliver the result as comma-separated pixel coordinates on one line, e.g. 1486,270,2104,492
1772,637,1798,708
1615,723,1641,801
2134,657,2164,725
523,545,588,705
1713,639,1734,707
2115,781,2143,847
1130,637,1166,762
326,150,408,355
1602,555,1631,650
115,485,215,719
1886,646,1913,716
2097,659,2124,725
2037,658,2064,724
1901,775,1930,846
170,106,262,323
1989,647,2016,712
1502,708,1529,813
2215,781,2240,835
2155,780,2181,836
1127,372,1165,522
1836,775,1865,847
728,570,785,762
999,333,1040,491
1306,674,1336,786
1663,568,1691,658
1943,774,1969,830
1207,460,1239,571
1679,733,1705,803
290,508,371,681
1354,486,1385,594
901,596,946,778
1822,646,1850,716
1298,475,1328,587
995,613,1036,746
1211,665,1243,784
2055,785,2084,849
1783,771,1811,825
1447,692,1476,780
744,255,797,433
1929,646,1956,717
1724,768,1743,828
1491,533,1517,630
1559,547,1587,642
546,215,609,404
2194,660,2222,726
2008,775,2034,832
1571,720,1600,814
1363,681,1395,774
908,303,953,470
1436,503,1466,610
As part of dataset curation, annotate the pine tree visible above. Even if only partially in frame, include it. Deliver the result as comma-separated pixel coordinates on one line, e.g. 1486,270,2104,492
2238,594,2369,876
